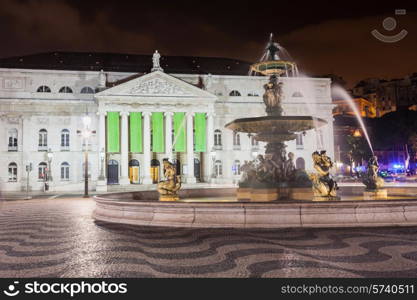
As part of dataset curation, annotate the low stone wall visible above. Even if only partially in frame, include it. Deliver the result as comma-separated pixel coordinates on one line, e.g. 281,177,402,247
93,189,417,228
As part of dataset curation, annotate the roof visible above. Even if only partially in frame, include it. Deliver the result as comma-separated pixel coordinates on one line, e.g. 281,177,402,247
0,51,252,76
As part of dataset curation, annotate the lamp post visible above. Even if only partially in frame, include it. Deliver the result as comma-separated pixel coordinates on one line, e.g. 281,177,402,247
25,163,32,199
210,147,216,179
82,115,92,198
47,148,53,182
99,148,105,181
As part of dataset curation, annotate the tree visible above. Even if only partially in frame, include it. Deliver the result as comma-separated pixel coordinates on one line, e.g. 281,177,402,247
371,110,417,174
408,133,417,174
345,135,372,176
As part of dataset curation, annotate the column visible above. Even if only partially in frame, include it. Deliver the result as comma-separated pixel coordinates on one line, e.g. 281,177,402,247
120,111,130,185
205,112,214,182
164,112,173,161
186,112,196,183
97,112,106,185
143,112,152,184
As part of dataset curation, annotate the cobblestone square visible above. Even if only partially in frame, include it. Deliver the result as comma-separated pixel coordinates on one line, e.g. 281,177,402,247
1,197,417,278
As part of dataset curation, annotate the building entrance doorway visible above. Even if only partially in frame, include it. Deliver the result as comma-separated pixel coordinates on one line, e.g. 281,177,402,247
107,159,119,184
129,159,140,184
194,158,201,182
151,159,160,184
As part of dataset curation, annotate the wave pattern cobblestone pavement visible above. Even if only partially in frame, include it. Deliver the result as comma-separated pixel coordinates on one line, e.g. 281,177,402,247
1,198,417,278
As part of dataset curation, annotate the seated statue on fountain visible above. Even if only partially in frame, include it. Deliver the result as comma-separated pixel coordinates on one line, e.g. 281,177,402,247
239,152,298,187
362,156,384,190
158,159,182,201
310,150,338,199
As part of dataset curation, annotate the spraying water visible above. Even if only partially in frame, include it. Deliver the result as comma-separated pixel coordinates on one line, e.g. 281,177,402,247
332,85,374,153
249,33,299,77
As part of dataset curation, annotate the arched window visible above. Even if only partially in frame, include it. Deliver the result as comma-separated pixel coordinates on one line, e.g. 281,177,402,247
59,86,73,93
292,91,304,98
296,134,304,149
214,130,222,147
229,90,241,96
8,128,18,151
251,136,259,147
233,160,241,176
215,160,223,176
38,129,48,150
80,87,94,94
296,157,305,170
60,162,70,181
61,129,70,150
233,132,241,147
37,86,51,93
8,162,17,182
38,162,47,180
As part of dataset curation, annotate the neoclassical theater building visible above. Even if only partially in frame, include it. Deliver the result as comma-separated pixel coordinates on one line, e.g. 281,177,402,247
0,51,334,192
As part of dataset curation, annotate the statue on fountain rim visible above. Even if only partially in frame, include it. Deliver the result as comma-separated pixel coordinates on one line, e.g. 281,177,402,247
310,150,338,198
158,158,181,201
362,155,384,190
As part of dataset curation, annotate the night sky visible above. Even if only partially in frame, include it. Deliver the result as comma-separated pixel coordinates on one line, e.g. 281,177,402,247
1,0,417,87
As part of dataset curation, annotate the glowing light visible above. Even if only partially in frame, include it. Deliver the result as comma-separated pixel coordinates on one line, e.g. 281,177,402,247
353,129,362,137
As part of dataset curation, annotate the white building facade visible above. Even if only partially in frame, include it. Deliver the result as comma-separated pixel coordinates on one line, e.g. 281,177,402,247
0,54,334,192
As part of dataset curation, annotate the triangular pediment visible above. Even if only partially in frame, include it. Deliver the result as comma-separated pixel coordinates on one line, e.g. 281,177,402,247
95,71,216,99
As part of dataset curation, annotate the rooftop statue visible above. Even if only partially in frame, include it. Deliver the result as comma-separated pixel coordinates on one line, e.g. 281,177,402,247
151,50,164,72
98,69,106,88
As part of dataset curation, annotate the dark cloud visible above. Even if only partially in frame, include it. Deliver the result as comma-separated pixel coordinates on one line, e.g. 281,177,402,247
0,0,416,86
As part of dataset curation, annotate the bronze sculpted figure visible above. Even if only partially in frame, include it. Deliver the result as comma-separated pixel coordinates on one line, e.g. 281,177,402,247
158,159,181,201
239,160,256,185
310,150,338,198
284,152,296,181
362,155,384,190
263,75,283,116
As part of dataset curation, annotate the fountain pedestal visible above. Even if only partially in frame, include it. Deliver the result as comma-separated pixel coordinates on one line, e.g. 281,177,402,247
363,189,388,200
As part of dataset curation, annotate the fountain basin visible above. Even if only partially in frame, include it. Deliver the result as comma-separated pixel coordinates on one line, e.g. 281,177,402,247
93,188,417,228
363,189,388,201
225,116,327,142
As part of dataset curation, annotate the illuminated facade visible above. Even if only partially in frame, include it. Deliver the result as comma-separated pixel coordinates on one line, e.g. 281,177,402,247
333,97,377,118
0,52,334,192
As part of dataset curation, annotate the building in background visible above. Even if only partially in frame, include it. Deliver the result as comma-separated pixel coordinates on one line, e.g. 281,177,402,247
351,74,417,117
333,97,377,118
0,51,334,192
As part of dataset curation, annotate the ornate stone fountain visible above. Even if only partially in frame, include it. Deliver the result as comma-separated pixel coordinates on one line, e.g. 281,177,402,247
226,35,331,201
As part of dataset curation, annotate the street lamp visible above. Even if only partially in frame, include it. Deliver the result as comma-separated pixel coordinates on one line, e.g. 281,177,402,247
210,147,216,179
47,148,53,182
99,147,105,181
82,115,92,198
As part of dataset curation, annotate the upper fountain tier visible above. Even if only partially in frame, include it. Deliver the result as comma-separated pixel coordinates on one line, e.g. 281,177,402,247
226,115,327,143
250,33,299,77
